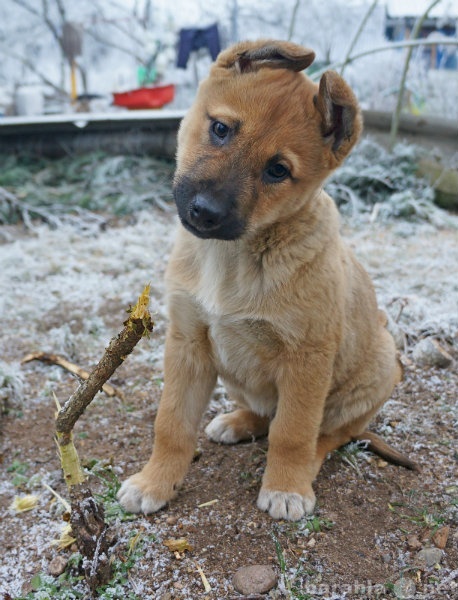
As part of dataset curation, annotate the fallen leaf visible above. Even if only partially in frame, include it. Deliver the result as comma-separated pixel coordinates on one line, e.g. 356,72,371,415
10,494,39,513
197,499,219,508
163,537,193,554
50,523,76,549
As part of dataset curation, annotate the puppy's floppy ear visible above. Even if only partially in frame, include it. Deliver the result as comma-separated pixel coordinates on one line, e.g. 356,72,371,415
237,42,315,73
217,40,315,73
314,70,362,159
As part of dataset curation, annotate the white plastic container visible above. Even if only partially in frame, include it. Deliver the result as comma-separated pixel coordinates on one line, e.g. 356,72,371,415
14,86,44,116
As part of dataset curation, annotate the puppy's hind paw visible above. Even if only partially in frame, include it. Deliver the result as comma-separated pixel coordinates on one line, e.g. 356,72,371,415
257,489,316,521
205,414,240,444
117,474,168,515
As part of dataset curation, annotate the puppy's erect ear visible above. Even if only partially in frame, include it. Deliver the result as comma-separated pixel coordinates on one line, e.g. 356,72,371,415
314,70,362,159
216,40,315,73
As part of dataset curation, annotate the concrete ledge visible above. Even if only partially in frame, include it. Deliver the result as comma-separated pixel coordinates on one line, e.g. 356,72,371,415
363,110,458,140
0,109,456,159
0,110,186,159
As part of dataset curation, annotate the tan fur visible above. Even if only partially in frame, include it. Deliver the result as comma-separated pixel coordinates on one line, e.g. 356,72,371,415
118,40,414,521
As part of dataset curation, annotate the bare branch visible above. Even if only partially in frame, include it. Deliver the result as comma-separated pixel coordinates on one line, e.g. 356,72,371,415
311,39,458,81
54,0,67,23
22,352,122,398
40,0,64,48
287,0,301,41
107,17,145,47
341,0,378,76
11,0,67,65
84,27,144,62
389,0,442,148
10,0,41,19
2,47,66,95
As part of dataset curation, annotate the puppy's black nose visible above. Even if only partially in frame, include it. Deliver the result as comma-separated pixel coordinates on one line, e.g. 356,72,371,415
189,194,223,230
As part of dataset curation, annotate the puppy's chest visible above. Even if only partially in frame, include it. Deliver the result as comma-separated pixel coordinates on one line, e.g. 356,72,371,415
207,314,282,376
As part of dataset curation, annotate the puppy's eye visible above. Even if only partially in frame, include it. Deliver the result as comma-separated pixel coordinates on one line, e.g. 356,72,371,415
211,121,229,139
264,162,290,183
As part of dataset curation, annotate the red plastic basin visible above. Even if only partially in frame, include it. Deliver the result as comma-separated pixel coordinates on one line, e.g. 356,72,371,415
113,84,175,109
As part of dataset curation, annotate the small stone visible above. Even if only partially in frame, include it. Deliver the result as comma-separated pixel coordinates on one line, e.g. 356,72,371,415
377,459,388,468
232,564,278,595
416,547,443,568
412,337,453,368
392,577,416,599
432,526,450,550
166,516,178,526
406,535,422,551
48,555,68,577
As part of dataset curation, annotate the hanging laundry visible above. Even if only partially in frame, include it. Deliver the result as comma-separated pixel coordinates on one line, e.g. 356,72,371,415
177,23,221,69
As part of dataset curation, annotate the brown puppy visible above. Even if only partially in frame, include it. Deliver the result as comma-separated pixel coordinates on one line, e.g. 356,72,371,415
118,40,413,521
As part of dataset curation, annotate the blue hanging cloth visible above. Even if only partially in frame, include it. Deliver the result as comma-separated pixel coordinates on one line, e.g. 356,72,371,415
177,24,221,68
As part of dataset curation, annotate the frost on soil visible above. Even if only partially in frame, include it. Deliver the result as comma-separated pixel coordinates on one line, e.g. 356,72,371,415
0,146,457,599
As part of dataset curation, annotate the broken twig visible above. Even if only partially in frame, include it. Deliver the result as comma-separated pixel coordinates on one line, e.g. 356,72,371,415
55,284,154,438
22,352,121,398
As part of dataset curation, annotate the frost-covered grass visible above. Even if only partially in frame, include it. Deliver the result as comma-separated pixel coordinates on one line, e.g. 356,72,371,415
0,153,175,227
0,139,453,231
327,138,455,227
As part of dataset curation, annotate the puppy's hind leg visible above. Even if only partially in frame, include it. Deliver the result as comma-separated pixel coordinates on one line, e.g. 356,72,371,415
206,409,270,444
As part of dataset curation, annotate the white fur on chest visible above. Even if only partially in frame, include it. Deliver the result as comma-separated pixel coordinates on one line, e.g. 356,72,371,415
207,312,280,415
197,254,282,415
194,240,265,318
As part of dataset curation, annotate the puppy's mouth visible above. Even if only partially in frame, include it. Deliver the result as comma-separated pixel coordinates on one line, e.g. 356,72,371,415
180,218,243,240
179,215,245,240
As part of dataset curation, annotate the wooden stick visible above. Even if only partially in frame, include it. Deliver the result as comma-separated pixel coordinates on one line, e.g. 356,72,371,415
50,285,154,592
22,352,121,398
55,284,154,439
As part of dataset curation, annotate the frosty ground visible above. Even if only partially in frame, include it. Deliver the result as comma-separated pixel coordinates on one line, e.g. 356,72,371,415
0,155,457,599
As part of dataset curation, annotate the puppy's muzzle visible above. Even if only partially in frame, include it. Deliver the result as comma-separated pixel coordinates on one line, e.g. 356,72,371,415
174,180,246,240
189,194,223,232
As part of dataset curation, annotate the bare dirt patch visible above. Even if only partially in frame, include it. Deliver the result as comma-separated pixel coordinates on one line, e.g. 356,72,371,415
1,208,457,599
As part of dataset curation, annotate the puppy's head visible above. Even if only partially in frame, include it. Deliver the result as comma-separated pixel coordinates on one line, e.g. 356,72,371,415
173,39,362,240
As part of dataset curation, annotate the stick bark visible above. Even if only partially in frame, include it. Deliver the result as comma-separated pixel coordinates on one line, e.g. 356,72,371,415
53,284,154,592
56,284,153,439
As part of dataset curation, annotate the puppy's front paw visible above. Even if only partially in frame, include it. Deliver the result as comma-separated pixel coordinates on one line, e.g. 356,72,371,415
205,414,240,444
117,473,170,515
257,488,316,521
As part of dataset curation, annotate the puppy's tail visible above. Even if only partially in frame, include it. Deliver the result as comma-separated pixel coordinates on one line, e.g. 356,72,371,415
352,430,419,472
